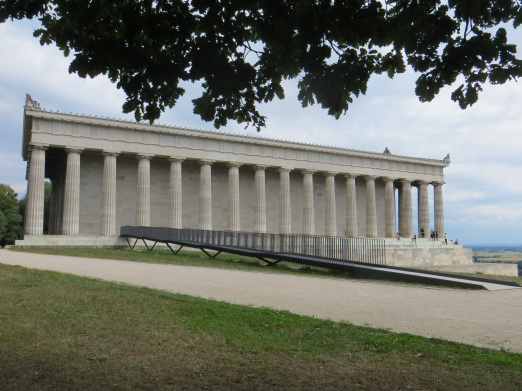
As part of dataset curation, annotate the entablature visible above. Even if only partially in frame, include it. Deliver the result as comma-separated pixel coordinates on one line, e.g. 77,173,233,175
23,104,449,183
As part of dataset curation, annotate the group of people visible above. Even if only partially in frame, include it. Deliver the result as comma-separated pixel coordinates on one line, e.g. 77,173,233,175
395,228,459,245
419,228,440,241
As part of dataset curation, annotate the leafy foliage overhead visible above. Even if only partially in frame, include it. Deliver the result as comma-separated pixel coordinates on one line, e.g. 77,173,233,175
2,1,522,130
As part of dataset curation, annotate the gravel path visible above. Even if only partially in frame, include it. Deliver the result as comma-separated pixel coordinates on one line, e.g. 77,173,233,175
1,249,521,352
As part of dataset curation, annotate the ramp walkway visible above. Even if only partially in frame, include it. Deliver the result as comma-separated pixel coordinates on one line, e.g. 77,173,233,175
120,226,520,291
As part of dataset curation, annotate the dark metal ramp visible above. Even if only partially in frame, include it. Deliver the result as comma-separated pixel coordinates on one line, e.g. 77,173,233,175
120,226,520,291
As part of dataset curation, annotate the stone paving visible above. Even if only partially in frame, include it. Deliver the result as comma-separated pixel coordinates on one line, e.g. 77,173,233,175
1,249,521,353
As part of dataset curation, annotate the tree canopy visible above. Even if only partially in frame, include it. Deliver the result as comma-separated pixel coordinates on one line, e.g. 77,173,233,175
0,184,22,243
2,1,521,130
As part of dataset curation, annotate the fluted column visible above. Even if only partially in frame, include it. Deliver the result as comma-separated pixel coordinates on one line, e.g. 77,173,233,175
344,174,357,237
101,151,119,236
254,166,267,233
169,157,184,229
324,172,337,236
199,160,214,230
417,181,430,238
278,167,292,234
383,177,396,238
302,170,315,235
136,154,152,226
365,175,378,238
433,182,445,236
25,144,48,235
227,163,242,232
398,179,413,238
62,148,83,235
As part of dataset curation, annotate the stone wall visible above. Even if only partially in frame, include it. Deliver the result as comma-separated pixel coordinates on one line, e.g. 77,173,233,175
385,239,473,268
74,152,388,236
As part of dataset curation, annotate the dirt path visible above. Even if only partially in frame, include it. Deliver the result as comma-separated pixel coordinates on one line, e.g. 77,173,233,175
1,249,521,352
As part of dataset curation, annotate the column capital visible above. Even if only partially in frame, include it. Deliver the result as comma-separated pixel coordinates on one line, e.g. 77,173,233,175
29,143,49,151
344,173,357,179
398,178,412,184
137,153,153,160
278,167,292,173
253,164,268,171
363,175,378,181
102,150,120,157
168,156,185,163
323,171,338,177
65,147,84,154
227,162,243,168
381,176,396,183
431,181,446,186
301,169,316,175
200,159,215,166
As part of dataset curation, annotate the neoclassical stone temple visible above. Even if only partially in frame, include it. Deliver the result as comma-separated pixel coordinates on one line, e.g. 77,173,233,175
21,95,449,238
19,95,482,271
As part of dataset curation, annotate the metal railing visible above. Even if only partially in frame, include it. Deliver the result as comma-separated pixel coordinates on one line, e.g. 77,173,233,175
120,226,386,266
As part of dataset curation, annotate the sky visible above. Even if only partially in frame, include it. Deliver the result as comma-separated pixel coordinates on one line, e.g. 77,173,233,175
1,19,521,245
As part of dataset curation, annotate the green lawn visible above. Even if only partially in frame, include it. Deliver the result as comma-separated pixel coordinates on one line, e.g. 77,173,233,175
13,246,363,277
1,263,521,390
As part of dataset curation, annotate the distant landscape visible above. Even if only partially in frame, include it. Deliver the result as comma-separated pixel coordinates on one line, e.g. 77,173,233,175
468,245,522,253
467,245,522,273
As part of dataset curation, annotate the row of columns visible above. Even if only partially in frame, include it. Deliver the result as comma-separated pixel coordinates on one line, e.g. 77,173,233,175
24,145,445,238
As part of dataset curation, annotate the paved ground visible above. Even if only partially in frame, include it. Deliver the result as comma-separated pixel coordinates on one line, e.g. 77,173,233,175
1,249,521,353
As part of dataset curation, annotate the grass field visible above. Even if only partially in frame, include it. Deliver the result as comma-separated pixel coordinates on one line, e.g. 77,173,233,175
474,250,522,263
1,263,521,391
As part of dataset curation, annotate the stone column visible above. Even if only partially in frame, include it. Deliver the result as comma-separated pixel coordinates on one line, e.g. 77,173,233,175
398,179,413,238
433,182,445,236
100,151,119,236
199,160,214,230
301,170,315,235
227,163,242,232
62,148,83,235
278,167,292,234
136,154,153,226
365,175,378,238
383,177,396,238
324,172,337,236
254,166,267,233
417,181,430,238
25,144,48,235
169,157,184,229
344,174,357,237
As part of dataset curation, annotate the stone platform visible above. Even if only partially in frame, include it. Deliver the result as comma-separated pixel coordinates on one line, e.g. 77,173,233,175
385,238,518,276
15,235,129,248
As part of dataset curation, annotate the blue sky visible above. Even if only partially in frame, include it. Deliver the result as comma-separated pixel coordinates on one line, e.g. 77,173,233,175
1,19,521,245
